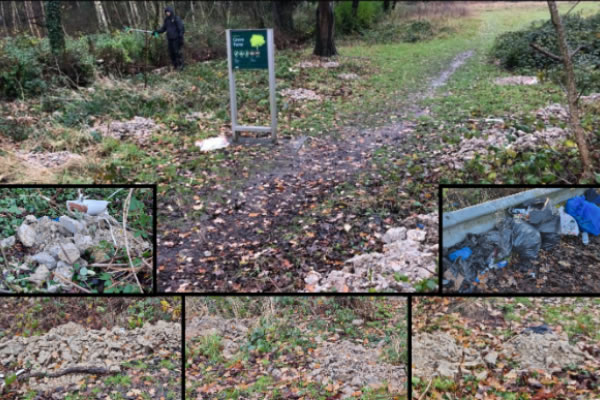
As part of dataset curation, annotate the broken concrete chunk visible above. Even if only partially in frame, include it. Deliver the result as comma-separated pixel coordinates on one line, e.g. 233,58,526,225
0,236,15,249
74,234,94,252
407,229,427,242
59,216,84,235
25,215,37,224
17,223,36,247
484,350,498,365
382,227,407,244
31,252,57,270
28,265,51,286
55,261,74,288
304,271,322,285
58,243,80,264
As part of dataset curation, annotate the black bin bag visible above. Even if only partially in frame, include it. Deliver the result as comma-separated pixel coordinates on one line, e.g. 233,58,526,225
511,219,541,259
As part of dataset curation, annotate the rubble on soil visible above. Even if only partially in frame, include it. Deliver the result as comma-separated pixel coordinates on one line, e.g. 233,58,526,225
338,73,359,81
442,126,569,170
493,76,538,85
308,340,406,397
536,103,570,122
414,330,592,380
1,214,150,291
280,88,322,101
16,151,84,169
581,93,600,105
93,116,160,144
0,321,180,391
305,213,438,292
186,316,253,359
185,111,214,122
501,331,589,372
296,60,340,69
412,332,484,379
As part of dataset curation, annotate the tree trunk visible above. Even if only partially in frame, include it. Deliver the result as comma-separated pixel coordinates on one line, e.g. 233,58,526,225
24,1,39,36
1,2,9,34
273,1,296,34
313,1,337,57
392,0,397,10
547,0,593,180
352,0,359,18
189,1,196,26
45,0,65,56
94,1,109,32
11,1,21,33
383,0,390,12
130,1,141,28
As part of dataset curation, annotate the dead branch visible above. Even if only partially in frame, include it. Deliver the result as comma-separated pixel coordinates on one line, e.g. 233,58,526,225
53,271,92,294
530,42,562,62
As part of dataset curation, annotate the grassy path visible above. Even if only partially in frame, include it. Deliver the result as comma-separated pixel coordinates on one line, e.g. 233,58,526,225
156,3,587,292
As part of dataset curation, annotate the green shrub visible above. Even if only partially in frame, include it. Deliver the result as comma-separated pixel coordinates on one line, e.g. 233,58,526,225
0,37,46,100
363,19,437,44
400,20,435,42
335,1,384,34
94,31,146,75
490,13,600,72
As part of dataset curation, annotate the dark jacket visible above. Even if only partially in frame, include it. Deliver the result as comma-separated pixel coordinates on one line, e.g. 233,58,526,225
157,7,184,41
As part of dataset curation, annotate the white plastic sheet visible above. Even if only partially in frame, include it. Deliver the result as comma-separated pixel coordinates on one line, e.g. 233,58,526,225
558,206,579,236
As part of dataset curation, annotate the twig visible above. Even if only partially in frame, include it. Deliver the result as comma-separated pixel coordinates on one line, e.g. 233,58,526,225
418,377,434,400
89,263,129,267
565,0,581,16
58,242,76,265
530,42,563,62
0,245,9,270
123,189,143,293
53,271,92,294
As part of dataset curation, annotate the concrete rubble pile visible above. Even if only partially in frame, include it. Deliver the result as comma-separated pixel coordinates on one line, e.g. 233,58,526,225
305,213,438,292
0,214,150,292
414,330,591,380
0,321,180,391
94,116,160,144
308,339,405,398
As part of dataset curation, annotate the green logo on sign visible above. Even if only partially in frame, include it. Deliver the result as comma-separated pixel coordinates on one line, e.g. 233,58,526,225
250,34,266,49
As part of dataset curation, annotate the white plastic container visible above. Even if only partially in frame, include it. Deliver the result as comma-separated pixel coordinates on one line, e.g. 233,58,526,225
66,199,109,216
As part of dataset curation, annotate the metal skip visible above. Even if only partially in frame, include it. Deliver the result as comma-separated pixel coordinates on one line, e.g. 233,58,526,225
226,29,277,143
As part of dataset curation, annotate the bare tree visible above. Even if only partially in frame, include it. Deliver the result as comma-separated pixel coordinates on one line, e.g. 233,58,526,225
313,1,337,57
531,1,593,180
94,1,108,31
272,1,298,35
352,0,359,18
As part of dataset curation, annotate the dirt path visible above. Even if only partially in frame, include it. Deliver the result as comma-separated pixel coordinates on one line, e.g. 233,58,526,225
158,50,474,292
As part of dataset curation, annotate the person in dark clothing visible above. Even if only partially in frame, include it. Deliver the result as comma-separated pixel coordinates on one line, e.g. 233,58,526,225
154,6,185,70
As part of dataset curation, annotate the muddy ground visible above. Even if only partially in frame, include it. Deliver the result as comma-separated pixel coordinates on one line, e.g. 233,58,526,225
157,51,474,293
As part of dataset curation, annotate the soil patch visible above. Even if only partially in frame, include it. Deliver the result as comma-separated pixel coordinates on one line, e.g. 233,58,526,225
310,340,405,397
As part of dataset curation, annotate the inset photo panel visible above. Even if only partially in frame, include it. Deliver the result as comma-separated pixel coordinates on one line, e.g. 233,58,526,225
185,296,408,399
412,297,600,399
0,296,182,399
441,186,600,293
0,185,156,293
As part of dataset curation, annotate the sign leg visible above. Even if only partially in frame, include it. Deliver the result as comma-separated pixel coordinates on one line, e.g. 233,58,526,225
268,29,277,144
226,30,239,143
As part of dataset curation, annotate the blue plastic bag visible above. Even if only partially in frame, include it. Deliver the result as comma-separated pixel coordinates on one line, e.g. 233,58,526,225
449,247,472,262
565,195,600,236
